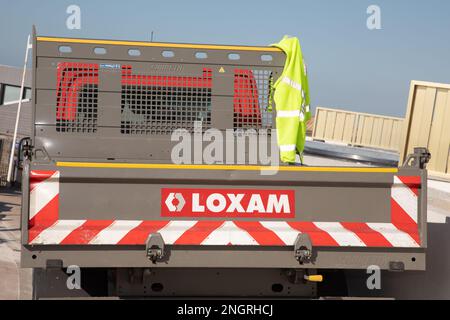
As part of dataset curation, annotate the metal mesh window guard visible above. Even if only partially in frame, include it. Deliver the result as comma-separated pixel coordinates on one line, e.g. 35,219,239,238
120,66,212,135
233,69,273,132
55,62,99,133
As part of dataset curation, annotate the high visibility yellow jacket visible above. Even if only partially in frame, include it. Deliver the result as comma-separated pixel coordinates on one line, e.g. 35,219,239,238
271,36,310,163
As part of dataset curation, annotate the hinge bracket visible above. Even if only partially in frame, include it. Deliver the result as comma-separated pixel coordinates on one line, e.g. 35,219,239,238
402,147,431,169
294,233,313,264
145,233,165,264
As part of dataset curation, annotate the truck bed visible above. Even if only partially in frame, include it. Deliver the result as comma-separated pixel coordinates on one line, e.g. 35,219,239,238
21,31,429,298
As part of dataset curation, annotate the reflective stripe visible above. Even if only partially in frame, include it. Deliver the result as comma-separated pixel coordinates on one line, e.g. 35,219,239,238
89,220,142,244
279,144,296,152
392,176,418,222
30,171,59,219
158,220,198,244
30,220,86,245
260,221,299,245
276,110,305,121
201,221,258,245
314,222,366,247
281,76,302,91
367,223,419,248
56,162,398,173
37,37,282,52
305,105,310,112
277,110,300,118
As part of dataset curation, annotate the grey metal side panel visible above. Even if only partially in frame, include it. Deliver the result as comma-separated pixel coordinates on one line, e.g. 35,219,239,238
20,160,30,244
53,166,392,222
35,40,286,67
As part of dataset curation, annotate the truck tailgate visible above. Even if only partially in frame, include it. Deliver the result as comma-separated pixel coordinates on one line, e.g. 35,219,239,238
22,162,427,270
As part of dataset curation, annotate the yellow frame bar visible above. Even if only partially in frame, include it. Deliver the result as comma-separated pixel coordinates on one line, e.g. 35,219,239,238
37,36,282,52
56,162,398,173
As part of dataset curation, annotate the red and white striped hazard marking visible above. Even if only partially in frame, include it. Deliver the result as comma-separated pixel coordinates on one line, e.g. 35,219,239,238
28,171,421,248
29,171,60,243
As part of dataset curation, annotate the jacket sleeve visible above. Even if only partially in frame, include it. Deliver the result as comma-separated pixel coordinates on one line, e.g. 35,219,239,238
300,54,311,122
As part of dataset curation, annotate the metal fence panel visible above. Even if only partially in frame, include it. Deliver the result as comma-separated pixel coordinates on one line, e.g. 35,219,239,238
312,107,404,151
400,81,450,180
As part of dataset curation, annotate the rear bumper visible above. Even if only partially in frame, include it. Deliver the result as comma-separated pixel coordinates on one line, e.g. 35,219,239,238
21,244,426,270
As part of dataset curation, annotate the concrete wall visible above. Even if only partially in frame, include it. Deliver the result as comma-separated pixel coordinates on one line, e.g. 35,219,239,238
0,64,31,88
0,65,32,138
0,101,32,138
0,65,32,185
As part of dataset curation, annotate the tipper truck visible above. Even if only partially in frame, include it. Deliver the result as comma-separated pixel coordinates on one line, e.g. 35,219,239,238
21,28,431,298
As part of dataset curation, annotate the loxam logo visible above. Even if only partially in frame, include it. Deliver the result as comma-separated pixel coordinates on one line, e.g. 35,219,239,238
161,188,295,218
165,192,186,212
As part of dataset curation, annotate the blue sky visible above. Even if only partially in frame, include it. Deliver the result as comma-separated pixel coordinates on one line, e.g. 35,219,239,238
1,0,449,117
